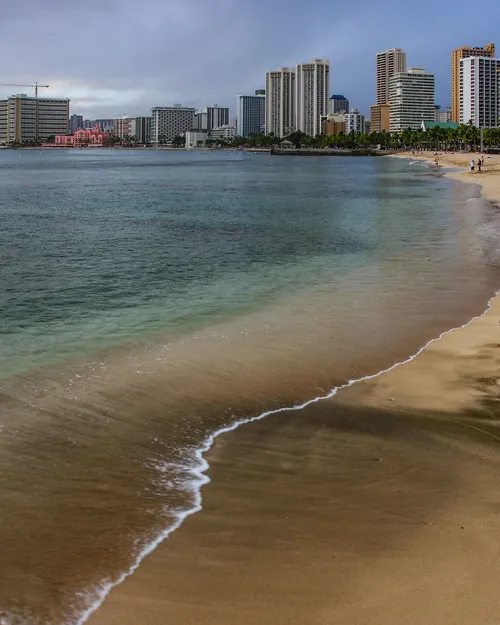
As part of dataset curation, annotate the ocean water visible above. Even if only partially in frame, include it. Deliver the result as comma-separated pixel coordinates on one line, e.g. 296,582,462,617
0,149,499,624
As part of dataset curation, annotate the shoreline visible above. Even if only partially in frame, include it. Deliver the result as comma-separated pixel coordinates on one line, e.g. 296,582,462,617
85,156,500,624
390,150,500,204
85,293,500,625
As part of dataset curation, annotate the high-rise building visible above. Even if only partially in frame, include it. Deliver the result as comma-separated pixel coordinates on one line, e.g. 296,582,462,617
328,94,349,115
377,48,406,105
255,89,266,96
460,57,500,128
296,59,329,136
451,43,495,122
193,111,207,130
130,116,152,143
204,105,229,131
265,67,295,137
114,116,133,138
0,93,69,143
344,109,365,134
370,103,391,132
70,114,83,134
83,119,94,129
389,67,435,133
0,100,8,143
235,94,265,137
95,119,115,133
150,105,195,143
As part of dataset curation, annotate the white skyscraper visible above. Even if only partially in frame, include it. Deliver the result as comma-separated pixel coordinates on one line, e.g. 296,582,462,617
389,67,435,132
460,56,500,127
265,67,295,137
296,59,329,136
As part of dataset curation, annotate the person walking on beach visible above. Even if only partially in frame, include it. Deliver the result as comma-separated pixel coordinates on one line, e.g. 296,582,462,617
477,158,482,172
470,159,475,173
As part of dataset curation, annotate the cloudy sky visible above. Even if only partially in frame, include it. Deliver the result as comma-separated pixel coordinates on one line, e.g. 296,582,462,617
0,0,498,119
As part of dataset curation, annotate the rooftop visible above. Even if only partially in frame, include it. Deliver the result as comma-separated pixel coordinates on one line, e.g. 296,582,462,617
329,94,347,100
6,93,70,101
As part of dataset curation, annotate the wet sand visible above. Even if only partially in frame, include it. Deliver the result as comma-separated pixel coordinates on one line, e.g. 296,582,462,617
399,151,500,202
87,156,500,624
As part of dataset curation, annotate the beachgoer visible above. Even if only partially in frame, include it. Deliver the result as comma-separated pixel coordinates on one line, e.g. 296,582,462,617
477,158,482,172
434,158,439,167
470,159,475,173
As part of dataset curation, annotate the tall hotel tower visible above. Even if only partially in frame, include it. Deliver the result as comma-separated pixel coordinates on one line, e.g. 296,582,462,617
451,43,495,122
376,48,407,105
265,67,296,138
296,59,329,137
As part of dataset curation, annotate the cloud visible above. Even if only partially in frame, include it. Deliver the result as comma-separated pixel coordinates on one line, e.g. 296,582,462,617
0,0,498,118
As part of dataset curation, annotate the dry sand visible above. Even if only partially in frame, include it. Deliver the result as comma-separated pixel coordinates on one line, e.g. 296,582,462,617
88,152,500,625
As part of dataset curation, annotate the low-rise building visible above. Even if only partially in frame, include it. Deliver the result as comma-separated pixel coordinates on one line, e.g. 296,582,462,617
321,113,345,135
210,124,237,141
55,124,112,146
185,130,208,148
421,120,459,132
370,103,390,132
436,106,452,123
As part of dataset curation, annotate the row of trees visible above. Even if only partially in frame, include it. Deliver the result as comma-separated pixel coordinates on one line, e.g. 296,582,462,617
8,122,500,151
175,122,500,152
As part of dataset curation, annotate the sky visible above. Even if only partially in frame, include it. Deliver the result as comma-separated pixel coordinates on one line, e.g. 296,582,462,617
0,0,498,120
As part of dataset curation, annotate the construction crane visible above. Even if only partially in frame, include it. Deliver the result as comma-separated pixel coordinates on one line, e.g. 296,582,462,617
0,82,49,97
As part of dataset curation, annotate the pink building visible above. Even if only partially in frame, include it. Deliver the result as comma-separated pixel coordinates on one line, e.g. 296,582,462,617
55,124,112,147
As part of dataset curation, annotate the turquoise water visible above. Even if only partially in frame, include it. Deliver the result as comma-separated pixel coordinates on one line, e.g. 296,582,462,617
1,149,500,625
1,149,496,379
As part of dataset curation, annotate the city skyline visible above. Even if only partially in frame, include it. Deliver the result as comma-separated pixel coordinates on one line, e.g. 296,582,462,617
0,0,497,119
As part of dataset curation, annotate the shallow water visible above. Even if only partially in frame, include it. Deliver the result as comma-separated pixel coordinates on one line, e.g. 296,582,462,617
0,150,499,624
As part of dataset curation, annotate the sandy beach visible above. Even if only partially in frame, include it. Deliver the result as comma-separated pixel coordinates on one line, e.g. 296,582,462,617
82,151,500,625
403,150,500,202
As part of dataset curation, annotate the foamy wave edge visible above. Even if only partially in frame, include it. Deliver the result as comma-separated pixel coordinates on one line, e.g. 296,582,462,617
26,288,500,625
